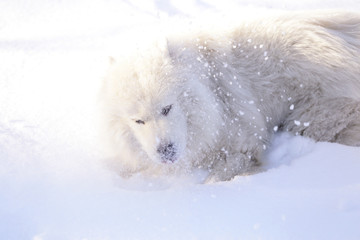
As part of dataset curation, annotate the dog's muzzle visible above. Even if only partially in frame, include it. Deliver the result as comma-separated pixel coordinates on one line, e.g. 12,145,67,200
157,142,176,163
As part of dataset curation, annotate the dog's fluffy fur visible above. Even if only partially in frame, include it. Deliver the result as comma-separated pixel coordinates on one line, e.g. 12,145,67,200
99,11,360,181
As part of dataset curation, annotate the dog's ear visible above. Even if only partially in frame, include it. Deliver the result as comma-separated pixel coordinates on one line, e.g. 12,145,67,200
108,56,116,65
157,37,169,53
165,38,181,61
156,37,173,61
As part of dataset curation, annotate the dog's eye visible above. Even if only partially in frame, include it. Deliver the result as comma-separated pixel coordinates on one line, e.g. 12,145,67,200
161,104,172,116
135,119,145,124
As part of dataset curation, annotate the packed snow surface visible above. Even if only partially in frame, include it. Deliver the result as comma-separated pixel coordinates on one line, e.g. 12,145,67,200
1,1,360,239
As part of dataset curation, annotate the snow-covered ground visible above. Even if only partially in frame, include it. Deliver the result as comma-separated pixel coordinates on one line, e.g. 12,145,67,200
1,1,360,239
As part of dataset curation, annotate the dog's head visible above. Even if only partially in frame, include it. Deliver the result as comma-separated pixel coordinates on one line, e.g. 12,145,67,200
103,40,189,164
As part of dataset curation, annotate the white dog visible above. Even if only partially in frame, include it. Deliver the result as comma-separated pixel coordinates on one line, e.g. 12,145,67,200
99,11,360,181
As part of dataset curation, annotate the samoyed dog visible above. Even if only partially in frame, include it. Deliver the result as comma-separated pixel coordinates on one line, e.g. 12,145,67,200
99,11,360,182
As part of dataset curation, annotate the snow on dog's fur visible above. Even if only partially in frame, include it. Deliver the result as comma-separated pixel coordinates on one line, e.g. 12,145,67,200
99,11,360,182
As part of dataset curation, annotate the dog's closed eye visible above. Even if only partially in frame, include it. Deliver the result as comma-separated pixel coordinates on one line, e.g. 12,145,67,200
135,119,145,124
161,105,172,116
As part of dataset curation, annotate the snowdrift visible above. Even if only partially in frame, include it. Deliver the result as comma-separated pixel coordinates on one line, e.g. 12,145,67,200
0,1,360,239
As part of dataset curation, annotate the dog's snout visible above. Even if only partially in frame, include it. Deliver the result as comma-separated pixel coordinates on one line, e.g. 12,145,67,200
157,142,176,162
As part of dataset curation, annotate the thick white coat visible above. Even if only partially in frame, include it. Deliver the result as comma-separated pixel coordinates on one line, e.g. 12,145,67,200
100,11,360,181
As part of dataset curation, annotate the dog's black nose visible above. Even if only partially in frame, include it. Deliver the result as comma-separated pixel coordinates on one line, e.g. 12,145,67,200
157,142,176,162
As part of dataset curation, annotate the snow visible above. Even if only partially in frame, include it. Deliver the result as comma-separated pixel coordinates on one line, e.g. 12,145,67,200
1,0,360,239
